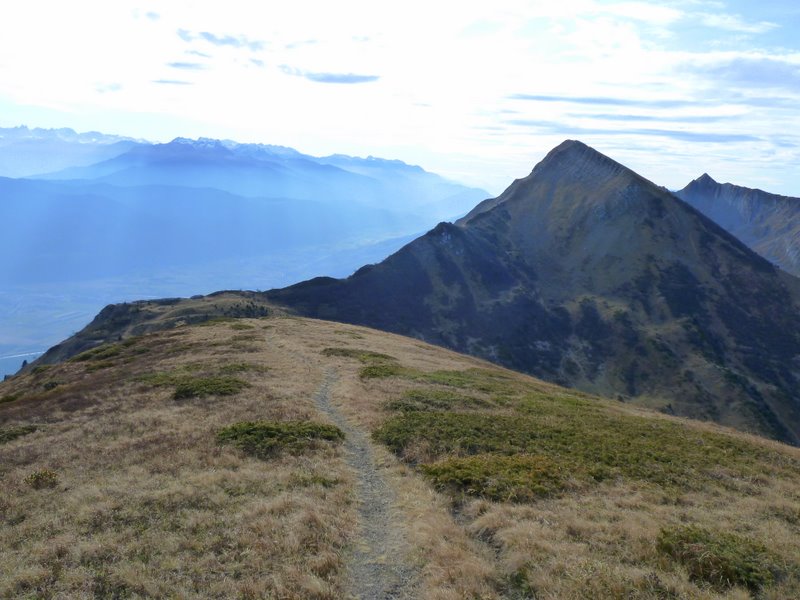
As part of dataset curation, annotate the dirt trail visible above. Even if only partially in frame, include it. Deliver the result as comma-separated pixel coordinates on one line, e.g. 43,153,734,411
313,368,415,599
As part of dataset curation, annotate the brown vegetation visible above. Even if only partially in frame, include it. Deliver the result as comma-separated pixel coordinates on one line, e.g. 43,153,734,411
2,315,800,598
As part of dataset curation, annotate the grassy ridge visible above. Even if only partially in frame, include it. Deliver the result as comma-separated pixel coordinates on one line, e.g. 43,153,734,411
360,356,800,597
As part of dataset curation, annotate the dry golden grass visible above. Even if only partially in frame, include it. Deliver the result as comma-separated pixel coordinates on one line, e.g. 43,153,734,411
2,315,800,599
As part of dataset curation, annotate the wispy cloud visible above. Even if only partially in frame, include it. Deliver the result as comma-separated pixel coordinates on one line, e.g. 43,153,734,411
95,82,122,94
681,57,800,92
569,113,736,124
250,58,265,68
167,61,206,70
177,29,193,43
152,79,193,86
186,49,211,59
697,13,778,34
199,31,264,51
508,94,697,109
506,119,759,143
176,29,265,52
145,11,159,21
280,65,379,84
285,39,318,50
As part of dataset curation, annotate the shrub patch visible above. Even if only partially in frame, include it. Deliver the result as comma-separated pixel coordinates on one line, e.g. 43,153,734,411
0,425,37,444
217,420,344,458
657,525,782,592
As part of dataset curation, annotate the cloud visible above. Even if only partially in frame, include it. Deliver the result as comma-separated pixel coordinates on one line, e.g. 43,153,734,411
167,62,206,70
569,113,735,124
199,31,264,51
250,58,265,68
280,65,379,84
285,39,318,50
682,57,800,92
505,119,759,143
152,79,193,86
186,50,211,58
697,13,778,34
508,94,697,109
145,11,159,21
176,29,265,52
95,82,122,94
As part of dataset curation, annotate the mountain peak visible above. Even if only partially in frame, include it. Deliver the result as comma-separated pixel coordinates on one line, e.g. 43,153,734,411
530,139,629,182
697,173,717,184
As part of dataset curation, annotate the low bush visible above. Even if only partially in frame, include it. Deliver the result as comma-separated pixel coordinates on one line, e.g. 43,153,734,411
217,420,344,458
423,454,567,502
321,347,396,363
73,343,122,362
24,469,58,489
657,525,781,591
219,362,269,375
387,388,492,412
173,376,249,399
0,425,37,444
0,393,20,404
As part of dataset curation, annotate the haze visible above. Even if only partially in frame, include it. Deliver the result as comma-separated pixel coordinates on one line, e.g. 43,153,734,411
1,0,799,194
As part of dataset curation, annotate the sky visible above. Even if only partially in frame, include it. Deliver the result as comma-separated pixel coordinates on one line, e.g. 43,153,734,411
1,0,799,195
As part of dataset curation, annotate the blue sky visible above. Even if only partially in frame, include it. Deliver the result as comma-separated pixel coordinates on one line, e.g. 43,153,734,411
1,0,799,195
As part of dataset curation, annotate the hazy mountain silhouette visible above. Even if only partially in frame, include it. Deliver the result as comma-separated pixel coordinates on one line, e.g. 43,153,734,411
37,138,486,222
677,174,800,277
1,128,487,377
0,125,141,178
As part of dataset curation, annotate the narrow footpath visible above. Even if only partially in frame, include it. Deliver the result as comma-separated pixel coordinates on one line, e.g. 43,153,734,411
313,368,415,600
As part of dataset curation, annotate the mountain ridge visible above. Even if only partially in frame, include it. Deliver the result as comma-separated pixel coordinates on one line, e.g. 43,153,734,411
677,174,800,277
23,140,800,445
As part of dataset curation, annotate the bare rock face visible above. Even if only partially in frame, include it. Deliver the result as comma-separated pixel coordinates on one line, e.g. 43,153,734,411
677,174,800,277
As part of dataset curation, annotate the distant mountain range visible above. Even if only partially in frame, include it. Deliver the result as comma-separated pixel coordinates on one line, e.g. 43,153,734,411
0,126,488,377
677,174,800,278
0,125,142,178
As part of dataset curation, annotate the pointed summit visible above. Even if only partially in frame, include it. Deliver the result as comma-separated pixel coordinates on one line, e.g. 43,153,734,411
460,139,654,226
459,140,637,224
531,139,630,180
696,173,718,185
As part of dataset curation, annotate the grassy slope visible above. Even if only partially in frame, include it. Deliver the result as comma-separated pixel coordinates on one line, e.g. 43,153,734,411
1,316,800,599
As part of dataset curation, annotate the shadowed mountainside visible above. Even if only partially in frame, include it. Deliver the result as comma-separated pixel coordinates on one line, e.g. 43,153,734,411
676,173,800,277
265,141,800,444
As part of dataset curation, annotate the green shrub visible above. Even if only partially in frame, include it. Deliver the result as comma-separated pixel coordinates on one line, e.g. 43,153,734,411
0,425,37,444
217,420,344,458
173,376,249,399
657,525,781,591
219,362,269,375
423,454,567,501
360,363,408,379
387,388,492,412
321,347,395,363
373,408,774,492
24,469,58,489
229,322,255,331
0,393,20,404
73,343,122,362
